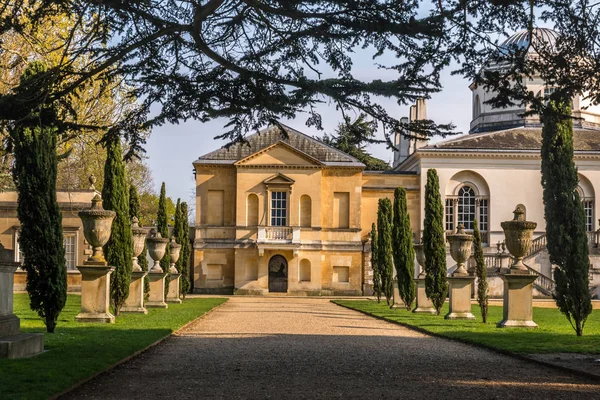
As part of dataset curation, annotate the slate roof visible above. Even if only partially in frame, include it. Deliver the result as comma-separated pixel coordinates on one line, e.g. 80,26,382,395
423,127,600,152
195,124,363,165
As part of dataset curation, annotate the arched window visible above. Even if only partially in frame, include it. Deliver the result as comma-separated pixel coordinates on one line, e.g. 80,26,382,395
445,181,489,243
300,195,312,227
458,186,476,230
299,259,311,282
246,194,259,226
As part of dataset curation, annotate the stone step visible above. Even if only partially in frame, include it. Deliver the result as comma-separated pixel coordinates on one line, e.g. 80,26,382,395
0,333,44,359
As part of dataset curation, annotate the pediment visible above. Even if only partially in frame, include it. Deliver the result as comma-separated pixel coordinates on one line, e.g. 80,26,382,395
263,173,295,186
234,141,324,167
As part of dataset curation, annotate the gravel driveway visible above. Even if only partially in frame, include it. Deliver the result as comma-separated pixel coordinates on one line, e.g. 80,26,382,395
62,297,599,399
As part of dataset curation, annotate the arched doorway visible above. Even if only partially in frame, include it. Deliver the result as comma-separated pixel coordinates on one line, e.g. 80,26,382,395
268,255,288,293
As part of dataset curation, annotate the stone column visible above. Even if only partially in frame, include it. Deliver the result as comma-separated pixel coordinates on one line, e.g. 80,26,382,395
0,261,44,358
75,264,115,322
121,271,148,314
412,243,436,314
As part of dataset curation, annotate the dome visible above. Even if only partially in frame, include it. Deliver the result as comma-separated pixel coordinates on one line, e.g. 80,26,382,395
500,28,559,54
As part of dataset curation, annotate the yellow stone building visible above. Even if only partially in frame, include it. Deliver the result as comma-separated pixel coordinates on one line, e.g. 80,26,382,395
192,125,419,295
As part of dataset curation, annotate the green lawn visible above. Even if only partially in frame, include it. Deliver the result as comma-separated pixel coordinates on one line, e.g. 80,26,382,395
334,300,600,354
1,294,227,400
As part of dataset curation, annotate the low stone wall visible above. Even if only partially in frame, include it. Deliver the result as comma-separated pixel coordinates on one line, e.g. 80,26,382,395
13,270,82,293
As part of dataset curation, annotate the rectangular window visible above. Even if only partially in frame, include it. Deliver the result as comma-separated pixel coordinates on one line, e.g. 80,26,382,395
63,234,76,270
583,200,594,232
207,190,224,226
445,199,454,231
333,266,350,283
270,191,287,226
333,192,350,228
479,199,489,232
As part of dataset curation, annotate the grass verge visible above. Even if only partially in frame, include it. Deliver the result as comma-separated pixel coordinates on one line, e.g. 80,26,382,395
1,294,227,400
333,300,600,354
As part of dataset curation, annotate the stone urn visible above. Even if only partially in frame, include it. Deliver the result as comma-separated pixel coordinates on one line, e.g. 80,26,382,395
501,205,537,273
169,237,181,274
131,217,148,272
78,194,116,265
414,243,426,278
446,224,473,276
147,229,168,273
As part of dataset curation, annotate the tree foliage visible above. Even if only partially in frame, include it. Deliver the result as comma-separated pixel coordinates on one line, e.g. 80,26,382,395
370,223,382,303
377,198,394,306
179,202,192,297
423,169,447,315
322,114,390,171
102,135,133,315
10,62,66,333
157,182,171,296
473,219,488,323
541,100,592,336
393,187,415,310
129,184,149,296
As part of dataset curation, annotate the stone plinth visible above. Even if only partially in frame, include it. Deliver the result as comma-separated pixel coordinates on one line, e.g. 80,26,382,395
121,271,148,314
0,262,44,358
146,272,168,308
76,265,115,323
413,278,436,314
167,273,182,304
445,276,476,320
497,273,538,328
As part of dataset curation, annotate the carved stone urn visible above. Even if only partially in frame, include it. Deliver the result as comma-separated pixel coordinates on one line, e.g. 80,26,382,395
500,205,537,273
78,194,116,265
446,224,473,276
414,243,426,278
147,229,168,273
131,217,148,272
169,237,181,274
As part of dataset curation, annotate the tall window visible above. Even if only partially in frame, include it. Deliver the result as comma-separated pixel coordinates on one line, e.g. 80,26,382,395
271,191,287,226
583,199,594,232
64,234,76,270
445,199,454,231
457,186,476,230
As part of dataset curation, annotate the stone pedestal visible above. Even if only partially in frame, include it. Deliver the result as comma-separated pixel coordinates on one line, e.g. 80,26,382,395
497,273,538,328
76,265,115,323
0,262,44,358
121,271,148,314
146,272,168,308
413,278,436,314
166,273,182,304
445,276,476,320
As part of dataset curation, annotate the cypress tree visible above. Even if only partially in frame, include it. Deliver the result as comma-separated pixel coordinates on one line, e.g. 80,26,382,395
102,135,133,315
541,100,592,336
179,202,192,297
473,218,488,323
157,182,170,296
377,198,394,306
423,169,447,315
172,198,183,297
393,187,416,310
11,62,66,333
370,223,382,303
129,185,149,296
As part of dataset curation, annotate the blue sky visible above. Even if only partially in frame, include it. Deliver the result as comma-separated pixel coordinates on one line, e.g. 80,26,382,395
145,63,473,207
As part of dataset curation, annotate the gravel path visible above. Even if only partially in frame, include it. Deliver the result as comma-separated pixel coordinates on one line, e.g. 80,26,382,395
62,298,599,399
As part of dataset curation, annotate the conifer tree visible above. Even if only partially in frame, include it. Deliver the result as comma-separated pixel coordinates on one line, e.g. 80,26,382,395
370,223,382,303
157,182,171,297
172,198,183,297
179,202,192,297
10,62,66,333
129,185,149,296
393,188,416,310
102,135,133,315
473,218,488,323
423,169,447,315
377,198,394,306
541,100,592,336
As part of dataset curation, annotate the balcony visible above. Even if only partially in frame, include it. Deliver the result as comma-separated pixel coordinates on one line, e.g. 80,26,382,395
257,226,301,256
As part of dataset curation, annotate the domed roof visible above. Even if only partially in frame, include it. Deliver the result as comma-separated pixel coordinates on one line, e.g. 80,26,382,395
500,28,559,54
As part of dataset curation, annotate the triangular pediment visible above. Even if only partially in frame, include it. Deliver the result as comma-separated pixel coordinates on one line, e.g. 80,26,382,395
263,173,295,185
234,141,324,167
